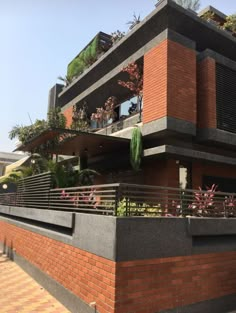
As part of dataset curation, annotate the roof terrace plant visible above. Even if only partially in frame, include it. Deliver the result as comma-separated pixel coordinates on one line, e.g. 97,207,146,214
127,13,141,30
67,33,112,83
223,14,236,35
110,30,125,45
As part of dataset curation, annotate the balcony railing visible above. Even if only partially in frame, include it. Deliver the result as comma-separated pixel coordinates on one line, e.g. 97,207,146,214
1,183,236,218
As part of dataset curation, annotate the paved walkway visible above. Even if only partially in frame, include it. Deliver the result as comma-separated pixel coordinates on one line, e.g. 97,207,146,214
0,252,70,313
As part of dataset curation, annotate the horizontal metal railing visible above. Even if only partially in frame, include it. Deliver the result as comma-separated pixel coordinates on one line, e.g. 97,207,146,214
48,184,118,215
0,182,236,217
118,184,236,217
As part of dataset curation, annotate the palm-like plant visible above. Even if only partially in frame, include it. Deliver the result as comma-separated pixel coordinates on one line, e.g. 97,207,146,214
57,75,73,86
127,13,141,30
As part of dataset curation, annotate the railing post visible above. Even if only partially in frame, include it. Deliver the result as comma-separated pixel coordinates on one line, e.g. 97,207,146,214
48,189,51,210
114,184,121,216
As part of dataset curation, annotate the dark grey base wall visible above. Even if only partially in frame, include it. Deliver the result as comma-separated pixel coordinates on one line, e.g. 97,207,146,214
2,209,236,262
1,248,94,313
161,294,236,313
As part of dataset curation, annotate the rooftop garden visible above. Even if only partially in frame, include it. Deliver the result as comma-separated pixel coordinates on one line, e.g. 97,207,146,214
58,13,142,88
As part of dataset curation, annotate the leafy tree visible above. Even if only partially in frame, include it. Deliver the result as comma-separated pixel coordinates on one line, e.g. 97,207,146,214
47,107,66,129
9,108,67,158
9,119,48,144
0,166,33,184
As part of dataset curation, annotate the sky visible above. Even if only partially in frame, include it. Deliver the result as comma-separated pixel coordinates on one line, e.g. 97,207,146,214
0,0,235,152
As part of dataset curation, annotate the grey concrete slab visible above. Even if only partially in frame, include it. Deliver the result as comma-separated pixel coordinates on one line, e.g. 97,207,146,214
72,213,117,260
188,218,236,236
0,205,73,228
0,215,72,245
116,217,192,261
197,128,236,147
142,117,196,137
143,144,236,166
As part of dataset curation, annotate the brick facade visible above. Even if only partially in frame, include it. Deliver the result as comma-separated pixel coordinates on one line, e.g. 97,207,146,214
197,57,217,129
1,220,236,313
144,159,179,188
192,161,236,190
143,39,196,125
62,106,73,128
143,40,168,124
116,252,236,313
0,221,116,313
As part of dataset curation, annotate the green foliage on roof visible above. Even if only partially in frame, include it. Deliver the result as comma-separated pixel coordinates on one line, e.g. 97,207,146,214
67,35,99,80
223,14,236,33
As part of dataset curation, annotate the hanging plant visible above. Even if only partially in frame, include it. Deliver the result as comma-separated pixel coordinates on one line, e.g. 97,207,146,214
130,127,142,171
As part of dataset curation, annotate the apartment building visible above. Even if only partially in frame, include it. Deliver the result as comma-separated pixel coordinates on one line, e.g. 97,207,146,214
46,0,236,193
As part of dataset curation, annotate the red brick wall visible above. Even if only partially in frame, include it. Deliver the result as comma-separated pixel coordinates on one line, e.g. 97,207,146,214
197,57,216,129
143,39,196,125
62,106,73,128
0,221,115,313
167,40,196,123
192,161,236,189
1,220,236,313
144,159,179,188
143,40,168,124
115,252,236,313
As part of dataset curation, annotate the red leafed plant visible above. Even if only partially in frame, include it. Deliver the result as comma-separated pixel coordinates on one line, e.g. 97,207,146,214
118,62,143,120
224,195,236,217
118,62,143,96
189,184,218,216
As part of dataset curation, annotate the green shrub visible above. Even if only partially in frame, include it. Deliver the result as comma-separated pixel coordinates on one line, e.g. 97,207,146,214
223,14,236,33
67,36,100,80
116,199,163,216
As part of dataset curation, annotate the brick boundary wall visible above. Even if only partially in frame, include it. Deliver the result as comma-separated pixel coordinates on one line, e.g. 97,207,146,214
115,253,236,313
0,220,116,313
1,219,236,313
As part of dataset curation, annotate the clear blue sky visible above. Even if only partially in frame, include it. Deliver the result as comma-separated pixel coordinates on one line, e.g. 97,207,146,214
0,0,235,152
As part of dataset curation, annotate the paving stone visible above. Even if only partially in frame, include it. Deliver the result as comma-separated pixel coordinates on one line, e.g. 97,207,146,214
0,252,70,313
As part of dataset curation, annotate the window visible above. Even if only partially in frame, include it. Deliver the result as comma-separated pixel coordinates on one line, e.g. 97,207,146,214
216,64,236,133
